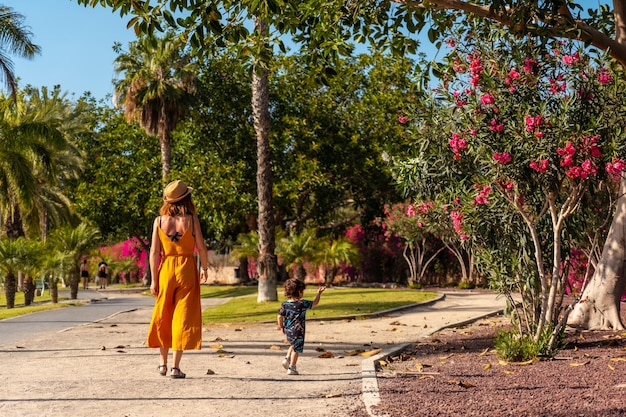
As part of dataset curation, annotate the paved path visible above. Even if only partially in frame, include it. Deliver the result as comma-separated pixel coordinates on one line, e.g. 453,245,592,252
0,288,507,417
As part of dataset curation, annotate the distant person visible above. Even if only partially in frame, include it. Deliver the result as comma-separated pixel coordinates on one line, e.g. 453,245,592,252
80,259,90,290
97,261,108,289
147,180,209,379
277,279,326,375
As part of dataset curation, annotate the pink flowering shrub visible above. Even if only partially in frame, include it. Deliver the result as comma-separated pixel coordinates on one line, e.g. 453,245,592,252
393,35,626,338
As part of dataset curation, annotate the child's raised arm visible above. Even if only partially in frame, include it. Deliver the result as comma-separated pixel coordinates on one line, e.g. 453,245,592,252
312,286,326,307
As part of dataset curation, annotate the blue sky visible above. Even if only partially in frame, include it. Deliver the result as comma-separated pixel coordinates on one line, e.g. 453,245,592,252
3,0,137,102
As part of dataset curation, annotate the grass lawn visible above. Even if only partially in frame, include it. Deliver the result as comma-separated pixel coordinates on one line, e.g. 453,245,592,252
202,287,438,323
0,292,73,320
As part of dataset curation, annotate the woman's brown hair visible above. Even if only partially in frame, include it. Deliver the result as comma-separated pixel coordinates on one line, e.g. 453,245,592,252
159,194,196,216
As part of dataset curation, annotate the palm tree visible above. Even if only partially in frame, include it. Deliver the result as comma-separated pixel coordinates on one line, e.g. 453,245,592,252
0,237,29,308
39,248,69,304
47,223,100,299
0,86,86,239
0,6,40,101
318,237,360,287
277,229,320,282
113,32,197,179
231,231,260,283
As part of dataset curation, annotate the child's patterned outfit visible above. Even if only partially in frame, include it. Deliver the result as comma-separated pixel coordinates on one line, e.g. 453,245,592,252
278,299,313,353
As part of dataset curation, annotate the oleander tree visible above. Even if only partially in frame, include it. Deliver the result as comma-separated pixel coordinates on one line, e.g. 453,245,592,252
392,34,626,351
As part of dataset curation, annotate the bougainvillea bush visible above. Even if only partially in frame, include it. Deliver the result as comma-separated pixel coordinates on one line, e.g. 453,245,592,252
392,33,626,352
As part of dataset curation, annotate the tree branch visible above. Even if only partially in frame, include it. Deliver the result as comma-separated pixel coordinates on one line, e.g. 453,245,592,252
398,0,626,69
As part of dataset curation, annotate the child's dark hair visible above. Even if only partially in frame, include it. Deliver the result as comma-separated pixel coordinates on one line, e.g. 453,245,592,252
284,278,306,298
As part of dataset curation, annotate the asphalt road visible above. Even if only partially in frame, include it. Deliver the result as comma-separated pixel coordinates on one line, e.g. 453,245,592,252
0,289,154,347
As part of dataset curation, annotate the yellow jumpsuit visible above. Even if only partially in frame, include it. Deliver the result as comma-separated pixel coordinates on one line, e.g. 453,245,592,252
147,222,202,351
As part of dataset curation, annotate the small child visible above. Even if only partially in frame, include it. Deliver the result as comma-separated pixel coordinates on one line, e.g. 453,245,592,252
277,278,325,375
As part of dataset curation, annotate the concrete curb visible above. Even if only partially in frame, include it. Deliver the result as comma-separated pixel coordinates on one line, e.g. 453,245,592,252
361,308,506,417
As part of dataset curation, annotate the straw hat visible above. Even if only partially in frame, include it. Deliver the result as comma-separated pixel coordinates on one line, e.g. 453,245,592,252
163,180,192,203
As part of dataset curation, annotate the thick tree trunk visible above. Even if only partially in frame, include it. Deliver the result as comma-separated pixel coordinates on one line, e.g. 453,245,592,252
568,178,626,330
159,127,171,179
4,272,16,308
23,275,35,306
69,267,80,300
253,17,278,302
50,278,58,304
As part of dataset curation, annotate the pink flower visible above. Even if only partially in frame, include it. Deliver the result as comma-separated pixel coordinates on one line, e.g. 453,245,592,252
480,94,495,105
397,115,408,124
557,141,576,156
493,152,512,164
562,51,580,66
489,119,504,132
405,204,415,217
597,67,613,85
523,58,536,73
529,159,549,173
447,38,456,48
606,158,626,179
509,68,520,79
566,166,583,179
560,155,574,167
417,202,433,214
581,159,597,175
589,146,602,158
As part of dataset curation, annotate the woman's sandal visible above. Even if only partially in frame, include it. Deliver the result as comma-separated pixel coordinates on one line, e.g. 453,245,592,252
170,367,186,379
157,365,167,376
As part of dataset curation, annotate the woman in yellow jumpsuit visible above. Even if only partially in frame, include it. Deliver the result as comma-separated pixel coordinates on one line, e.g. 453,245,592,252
147,180,209,379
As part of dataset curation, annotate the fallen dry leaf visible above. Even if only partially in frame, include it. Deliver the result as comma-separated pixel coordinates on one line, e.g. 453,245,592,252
448,379,475,389
498,359,508,366
269,345,282,351
503,370,516,375
570,360,591,367
323,392,343,398
116,350,126,353
209,344,223,349
511,359,537,366
318,351,334,358
478,348,489,357
610,357,626,362
439,354,455,360
483,363,492,370
419,375,434,380
609,364,616,371
345,350,364,356
361,348,382,357
206,369,215,375
315,347,326,352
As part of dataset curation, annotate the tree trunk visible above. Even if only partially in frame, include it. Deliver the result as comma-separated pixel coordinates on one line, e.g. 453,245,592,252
23,275,35,306
238,257,251,284
253,17,278,302
50,277,58,304
69,266,80,300
4,272,16,308
159,123,171,179
568,178,626,330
